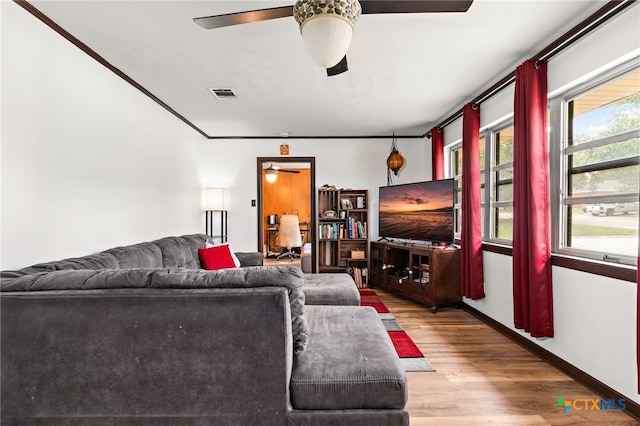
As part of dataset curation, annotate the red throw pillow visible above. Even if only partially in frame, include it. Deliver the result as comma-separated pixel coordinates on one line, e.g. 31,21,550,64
199,245,236,270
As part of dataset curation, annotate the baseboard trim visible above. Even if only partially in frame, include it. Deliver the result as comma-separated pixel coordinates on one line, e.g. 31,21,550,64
462,303,640,421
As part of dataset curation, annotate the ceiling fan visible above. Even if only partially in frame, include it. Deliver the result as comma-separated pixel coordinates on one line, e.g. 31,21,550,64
264,163,300,183
266,163,301,174
194,0,474,76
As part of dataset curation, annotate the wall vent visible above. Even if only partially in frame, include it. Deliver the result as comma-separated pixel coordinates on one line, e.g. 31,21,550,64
209,88,237,99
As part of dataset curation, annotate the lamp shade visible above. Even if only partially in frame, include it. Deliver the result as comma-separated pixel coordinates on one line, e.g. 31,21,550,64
293,0,361,68
202,188,229,211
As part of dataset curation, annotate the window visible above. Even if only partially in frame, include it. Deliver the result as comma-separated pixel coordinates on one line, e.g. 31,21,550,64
452,146,462,239
479,135,486,238
476,123,515,244
447,61,638,273
489,125,514,242
552,65,639,265
450,125,511,243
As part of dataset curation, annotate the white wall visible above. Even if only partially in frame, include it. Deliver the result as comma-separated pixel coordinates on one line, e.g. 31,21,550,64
1,2,206,269
200,138,430,252
1,2,430,266
445,4,640,405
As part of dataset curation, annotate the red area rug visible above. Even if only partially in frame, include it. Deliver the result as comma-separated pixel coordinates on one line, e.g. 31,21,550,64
359,290,434,373
388,331,424,358
359,291,390,313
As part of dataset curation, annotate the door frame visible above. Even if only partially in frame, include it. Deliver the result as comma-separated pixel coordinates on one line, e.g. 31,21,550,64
257,157,316,272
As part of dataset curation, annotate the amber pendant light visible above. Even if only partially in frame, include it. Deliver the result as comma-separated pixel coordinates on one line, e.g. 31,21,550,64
386,134,405,185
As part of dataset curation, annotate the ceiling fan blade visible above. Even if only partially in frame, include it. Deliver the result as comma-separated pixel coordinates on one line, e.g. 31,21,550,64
194,6,294,29
266,163,300,174
327,56,348,77
360,0,473,14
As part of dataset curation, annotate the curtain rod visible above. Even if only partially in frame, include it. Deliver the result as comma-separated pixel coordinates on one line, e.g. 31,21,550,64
424,0,637,138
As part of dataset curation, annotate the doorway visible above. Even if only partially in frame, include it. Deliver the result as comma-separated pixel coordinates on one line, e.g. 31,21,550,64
257,157,316,272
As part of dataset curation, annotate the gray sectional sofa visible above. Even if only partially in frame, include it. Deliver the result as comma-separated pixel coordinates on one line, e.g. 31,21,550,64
1,234,408,425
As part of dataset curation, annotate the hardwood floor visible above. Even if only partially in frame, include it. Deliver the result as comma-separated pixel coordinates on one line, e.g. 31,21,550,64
375,289,637,425
263,257,301,269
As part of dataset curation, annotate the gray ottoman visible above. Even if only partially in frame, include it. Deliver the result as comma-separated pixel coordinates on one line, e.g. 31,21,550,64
303,273,361,306
289,305,408,424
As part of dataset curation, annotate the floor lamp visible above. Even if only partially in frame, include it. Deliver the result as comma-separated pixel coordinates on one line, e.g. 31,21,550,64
203,188,229,243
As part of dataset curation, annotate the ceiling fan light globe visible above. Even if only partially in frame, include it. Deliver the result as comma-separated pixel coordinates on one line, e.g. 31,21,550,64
300,15,354,68
265,169,278,183
294,0,361,68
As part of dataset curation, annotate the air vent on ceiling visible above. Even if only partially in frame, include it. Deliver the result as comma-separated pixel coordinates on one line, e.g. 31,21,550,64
209,88,237,99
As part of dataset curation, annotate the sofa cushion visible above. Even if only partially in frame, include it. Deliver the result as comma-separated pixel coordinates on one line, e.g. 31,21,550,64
0,265,308,356
104,242,163,269
153,235,205,269
234,252,264,267
25,252,121,272
1,287,292,424
0,269,155,292
303,273,361,306
150,266,307,355
291,305,407,410
199,245,236,270
1,267,55,279
178,233,209,264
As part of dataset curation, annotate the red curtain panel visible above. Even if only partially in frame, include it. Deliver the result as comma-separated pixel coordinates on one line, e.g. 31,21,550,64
512,59,554,338
431,126,444,181
460,103,485,300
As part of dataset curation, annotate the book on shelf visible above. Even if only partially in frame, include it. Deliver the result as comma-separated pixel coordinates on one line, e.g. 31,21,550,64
320,220,367,239
319,222,343,239
347,266,368,289
358,221,366,239
346,217,367,239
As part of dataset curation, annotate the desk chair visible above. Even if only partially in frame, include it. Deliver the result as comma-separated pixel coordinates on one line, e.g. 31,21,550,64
277,214,303,260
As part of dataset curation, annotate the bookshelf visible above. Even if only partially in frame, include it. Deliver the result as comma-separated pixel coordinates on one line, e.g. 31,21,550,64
318,189,369,288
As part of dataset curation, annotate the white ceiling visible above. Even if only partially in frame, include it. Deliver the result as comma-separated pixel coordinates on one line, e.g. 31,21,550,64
27,0,608,138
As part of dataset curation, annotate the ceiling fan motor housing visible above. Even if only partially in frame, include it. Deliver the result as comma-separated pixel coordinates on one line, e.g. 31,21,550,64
293,0,362,26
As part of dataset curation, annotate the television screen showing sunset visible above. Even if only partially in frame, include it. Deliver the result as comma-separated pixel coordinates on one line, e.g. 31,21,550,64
379,179,454,242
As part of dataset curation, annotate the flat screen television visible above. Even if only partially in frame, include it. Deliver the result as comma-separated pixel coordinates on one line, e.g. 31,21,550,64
378,179,455,243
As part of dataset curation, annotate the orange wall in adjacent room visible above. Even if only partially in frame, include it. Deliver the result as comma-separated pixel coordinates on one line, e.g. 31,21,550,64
262,168,311,246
